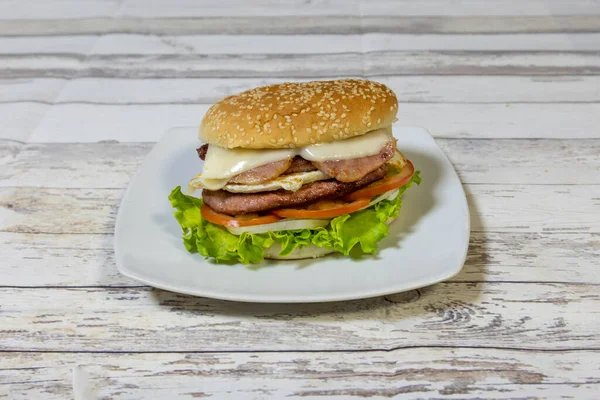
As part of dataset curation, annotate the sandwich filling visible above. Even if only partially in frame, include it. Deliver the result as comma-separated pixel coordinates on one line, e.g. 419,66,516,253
188,127,404,215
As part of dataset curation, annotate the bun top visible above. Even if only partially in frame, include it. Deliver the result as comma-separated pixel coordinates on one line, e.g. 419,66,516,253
199,79,398,149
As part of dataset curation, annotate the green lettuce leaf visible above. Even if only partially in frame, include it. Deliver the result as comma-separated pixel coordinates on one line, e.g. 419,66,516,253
168,171,421,264
168,187,274,263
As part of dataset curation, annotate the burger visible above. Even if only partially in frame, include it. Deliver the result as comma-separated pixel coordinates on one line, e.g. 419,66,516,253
169,79,421,264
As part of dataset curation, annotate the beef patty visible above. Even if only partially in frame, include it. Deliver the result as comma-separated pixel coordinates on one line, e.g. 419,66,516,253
203,165,388,215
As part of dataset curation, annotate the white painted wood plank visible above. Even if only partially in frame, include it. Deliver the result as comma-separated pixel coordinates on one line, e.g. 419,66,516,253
84,33,600,54
0,188,124,235
0,79,66,103
23,103,600,142
0,103,50,142
466,185,600,233
438,139,600,184
2,15,599,36
16,33,600,56
0,142,149,188
0,232,131,287
0,283,598,351
117,0,600,17
1,231,597,287
90,34,362,55
462,232,600,283
363,33,600,52
0,185,598,235
2,140,598,188
1,349,598,399
0,0,120,20
4,52,600,79
401,103,600,139
1,0,598,20
358,0,600,17
28,104,203,142
46,76,600,105
0,36,96,54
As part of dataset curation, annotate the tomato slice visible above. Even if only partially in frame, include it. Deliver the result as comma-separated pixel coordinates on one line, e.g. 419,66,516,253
271,198,370,219
344,160,415,201
201,205,281,227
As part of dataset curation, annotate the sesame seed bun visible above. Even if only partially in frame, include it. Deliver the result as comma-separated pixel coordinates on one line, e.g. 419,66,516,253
199,79,398,149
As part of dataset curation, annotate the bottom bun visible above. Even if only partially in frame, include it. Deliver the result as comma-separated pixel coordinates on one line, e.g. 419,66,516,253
263,215,398,260
264,243,334,260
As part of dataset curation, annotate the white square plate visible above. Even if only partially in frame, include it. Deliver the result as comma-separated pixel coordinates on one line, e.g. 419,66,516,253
115,126,469,303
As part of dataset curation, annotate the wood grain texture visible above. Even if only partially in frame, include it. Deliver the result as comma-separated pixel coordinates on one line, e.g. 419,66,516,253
3,0,599,19
4,52,600,79
2,1,600,397
5,33,600,56
0,282,598,352
4,76,600,105
2,139,599,188
1,231,598,287
0,103,50,142
117,0,600,18
1,15,600,36
1,349,599,399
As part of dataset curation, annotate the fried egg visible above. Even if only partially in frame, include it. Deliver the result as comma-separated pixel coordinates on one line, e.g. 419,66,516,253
188,170,330,194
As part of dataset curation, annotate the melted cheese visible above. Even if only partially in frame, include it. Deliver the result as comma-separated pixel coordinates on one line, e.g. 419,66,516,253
200,127,393,186
300,127,392,161
202,146,295,179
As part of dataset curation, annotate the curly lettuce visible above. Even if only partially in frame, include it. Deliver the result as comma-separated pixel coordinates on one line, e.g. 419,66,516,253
168,171,421,264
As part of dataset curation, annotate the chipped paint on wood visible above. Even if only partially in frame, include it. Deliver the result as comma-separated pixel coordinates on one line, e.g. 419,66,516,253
1,1,600,397
0,283,598,352
1,349,599,399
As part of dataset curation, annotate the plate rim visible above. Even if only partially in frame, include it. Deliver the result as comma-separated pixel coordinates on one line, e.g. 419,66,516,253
114,125,470,303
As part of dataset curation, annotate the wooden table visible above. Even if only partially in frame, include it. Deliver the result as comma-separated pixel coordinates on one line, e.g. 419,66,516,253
1,1,599,398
